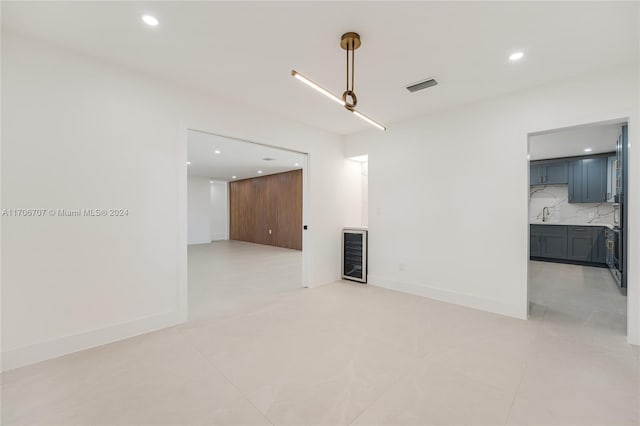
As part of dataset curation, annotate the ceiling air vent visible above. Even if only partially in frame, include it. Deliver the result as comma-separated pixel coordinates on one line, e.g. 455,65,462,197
406,78,438,93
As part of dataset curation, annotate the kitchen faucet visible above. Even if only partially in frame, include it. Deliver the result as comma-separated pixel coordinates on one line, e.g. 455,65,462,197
542,207,550,222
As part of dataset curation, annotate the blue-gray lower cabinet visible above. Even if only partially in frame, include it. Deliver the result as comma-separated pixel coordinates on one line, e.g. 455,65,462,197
591,227,607,264
530,225,607,265
567,226,593,262
540,226,568,259
530,227,542,257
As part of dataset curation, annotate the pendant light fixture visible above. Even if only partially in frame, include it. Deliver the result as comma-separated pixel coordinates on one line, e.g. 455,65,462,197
291,32,386,131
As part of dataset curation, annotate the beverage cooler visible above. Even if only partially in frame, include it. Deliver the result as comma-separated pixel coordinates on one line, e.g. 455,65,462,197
342,228,368,283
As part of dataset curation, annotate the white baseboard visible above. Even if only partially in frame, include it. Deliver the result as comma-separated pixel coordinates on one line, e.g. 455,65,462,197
188,240,212,245
1,310,185,372
211,233,228,241
368,274,525,319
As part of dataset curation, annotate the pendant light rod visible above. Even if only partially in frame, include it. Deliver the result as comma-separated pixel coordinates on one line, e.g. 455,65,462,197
291,32,387,131
291,70,345,106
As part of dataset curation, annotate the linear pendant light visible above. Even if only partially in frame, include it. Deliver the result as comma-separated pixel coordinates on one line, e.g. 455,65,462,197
291,71,345,106
291,32,386,131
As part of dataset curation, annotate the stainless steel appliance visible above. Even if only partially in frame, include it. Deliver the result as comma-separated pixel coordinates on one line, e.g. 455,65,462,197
342,228,367,283
605,228,622,287
612,203,621,228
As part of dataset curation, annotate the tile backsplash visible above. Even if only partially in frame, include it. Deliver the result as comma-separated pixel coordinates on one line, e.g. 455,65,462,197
529,185,614,224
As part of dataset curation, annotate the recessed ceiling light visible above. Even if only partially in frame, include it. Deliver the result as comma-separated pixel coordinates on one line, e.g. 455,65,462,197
214,150,221,154
509,51,524,62
186,161,191,165
294,163,300,167
257,170,263,174
232,176,237,179
584,148,593,152
210,180,214,183
141,15,159,26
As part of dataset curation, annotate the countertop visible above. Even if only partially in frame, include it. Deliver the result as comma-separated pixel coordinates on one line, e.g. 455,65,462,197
529,221,614,229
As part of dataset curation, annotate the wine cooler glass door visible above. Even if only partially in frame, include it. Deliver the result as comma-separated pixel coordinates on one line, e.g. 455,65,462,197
342,230,367,283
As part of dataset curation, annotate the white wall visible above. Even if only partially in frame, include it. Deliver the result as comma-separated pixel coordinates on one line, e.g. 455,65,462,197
209,180,228,241
344,63,640,344
187,176,212,244
361,162,369,228
343,159,364,228
1,32,360,370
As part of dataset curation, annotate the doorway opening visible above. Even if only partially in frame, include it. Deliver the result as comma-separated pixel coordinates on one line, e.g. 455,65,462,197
527,120,629,346
186,129,308,320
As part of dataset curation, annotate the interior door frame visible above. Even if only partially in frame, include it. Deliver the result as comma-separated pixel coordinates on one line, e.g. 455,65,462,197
177,122,311,322
525,116,634,344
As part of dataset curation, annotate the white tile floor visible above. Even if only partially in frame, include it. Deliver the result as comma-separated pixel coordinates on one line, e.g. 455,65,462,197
188,241,302,320
2,252,638,425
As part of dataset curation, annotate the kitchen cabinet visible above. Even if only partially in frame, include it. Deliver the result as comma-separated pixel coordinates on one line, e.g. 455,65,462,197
540,226,568,259
530,160,568,185
530,226,542,257
568,157,607,203
544,162,569,184
530,224,607,265
567,226,593,262
530,225,567,259
530,164,544,185
607,156,616,202
592,227,607,264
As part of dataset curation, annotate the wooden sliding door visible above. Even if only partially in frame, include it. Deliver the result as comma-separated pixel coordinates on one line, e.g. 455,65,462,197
229,169,302,250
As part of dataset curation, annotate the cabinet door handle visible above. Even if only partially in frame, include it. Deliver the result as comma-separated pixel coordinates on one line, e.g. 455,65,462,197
575,228,585,231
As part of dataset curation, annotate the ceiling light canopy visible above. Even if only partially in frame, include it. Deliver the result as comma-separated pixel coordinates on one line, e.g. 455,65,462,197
292,32,386,131
141,15,159,26
584,148,593,152
509,51,524,62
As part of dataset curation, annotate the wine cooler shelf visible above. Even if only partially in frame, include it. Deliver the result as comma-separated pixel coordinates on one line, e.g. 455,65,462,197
342,228,368,283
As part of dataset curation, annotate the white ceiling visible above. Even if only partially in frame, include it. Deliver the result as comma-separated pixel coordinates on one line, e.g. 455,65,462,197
3,2,638,135
187,130,304,182
529,123,622,161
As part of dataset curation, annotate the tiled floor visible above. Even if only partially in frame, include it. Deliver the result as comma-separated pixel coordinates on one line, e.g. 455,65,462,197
2,255,638,425
188,240,302,319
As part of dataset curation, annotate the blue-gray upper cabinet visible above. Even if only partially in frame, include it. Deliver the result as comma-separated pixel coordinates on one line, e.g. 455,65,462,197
530,164,544,185
544,161,569,184
568,157,607,203
530,161,568,185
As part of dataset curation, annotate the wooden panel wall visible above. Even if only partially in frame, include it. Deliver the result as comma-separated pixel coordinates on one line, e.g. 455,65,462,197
229,169,302,250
